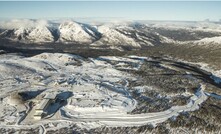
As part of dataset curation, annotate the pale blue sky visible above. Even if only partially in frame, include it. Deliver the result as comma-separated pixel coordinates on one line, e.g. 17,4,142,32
0,1,221,21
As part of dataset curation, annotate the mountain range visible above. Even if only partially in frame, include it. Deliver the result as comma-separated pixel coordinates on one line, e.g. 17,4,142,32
1,19,221,50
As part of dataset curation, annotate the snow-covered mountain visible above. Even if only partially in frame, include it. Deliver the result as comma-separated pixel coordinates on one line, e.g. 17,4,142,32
1,19,221,49
0,20,55,43
90,23,170,50
90,25,141,50
26,26,54,43
58,21,101,44
0,27,54,43
0,28,29,41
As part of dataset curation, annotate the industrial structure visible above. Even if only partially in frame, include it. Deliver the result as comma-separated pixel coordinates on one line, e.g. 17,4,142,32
34,94,57,120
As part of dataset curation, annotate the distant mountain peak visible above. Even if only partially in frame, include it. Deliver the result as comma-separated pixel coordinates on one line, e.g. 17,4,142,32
1,19,221,50
58,21,101,44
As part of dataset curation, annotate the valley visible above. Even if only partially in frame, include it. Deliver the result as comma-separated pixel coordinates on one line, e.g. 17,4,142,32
0,20,221,133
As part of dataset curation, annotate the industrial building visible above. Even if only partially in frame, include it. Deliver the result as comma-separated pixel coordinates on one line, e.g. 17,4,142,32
34,94,57,120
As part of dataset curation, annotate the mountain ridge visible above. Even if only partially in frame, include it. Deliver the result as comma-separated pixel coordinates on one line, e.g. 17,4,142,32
1,19,221,50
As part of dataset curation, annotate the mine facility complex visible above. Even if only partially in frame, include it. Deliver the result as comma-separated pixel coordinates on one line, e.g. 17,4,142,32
34,94,57,120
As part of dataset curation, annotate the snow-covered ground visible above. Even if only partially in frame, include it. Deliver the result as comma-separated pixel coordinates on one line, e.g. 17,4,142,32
175,59,221,85
0,52,220,131
61,84,207,128
0,53,141,127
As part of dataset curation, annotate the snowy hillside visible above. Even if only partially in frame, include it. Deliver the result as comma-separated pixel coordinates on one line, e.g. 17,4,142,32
26,26,54,43
0,27,54,43
90,25,141,50
58,21,101,44
195,36,221,45
1,19,221,49
0,28,29,41
0,20,54,43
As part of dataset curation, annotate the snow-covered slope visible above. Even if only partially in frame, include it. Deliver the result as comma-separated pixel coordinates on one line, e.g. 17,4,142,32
90,25,141,50
1,19,221,49
58,21,101,44
195,36,221,45
26,26,54,43
0,20,55,43
0,28,29,41
0,27,54,43
13,28,29,40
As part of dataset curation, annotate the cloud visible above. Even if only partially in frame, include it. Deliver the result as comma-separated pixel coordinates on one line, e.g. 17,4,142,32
0,19,49,29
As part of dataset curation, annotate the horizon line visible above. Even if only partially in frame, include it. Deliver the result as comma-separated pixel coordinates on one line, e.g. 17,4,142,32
0,17,220,23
